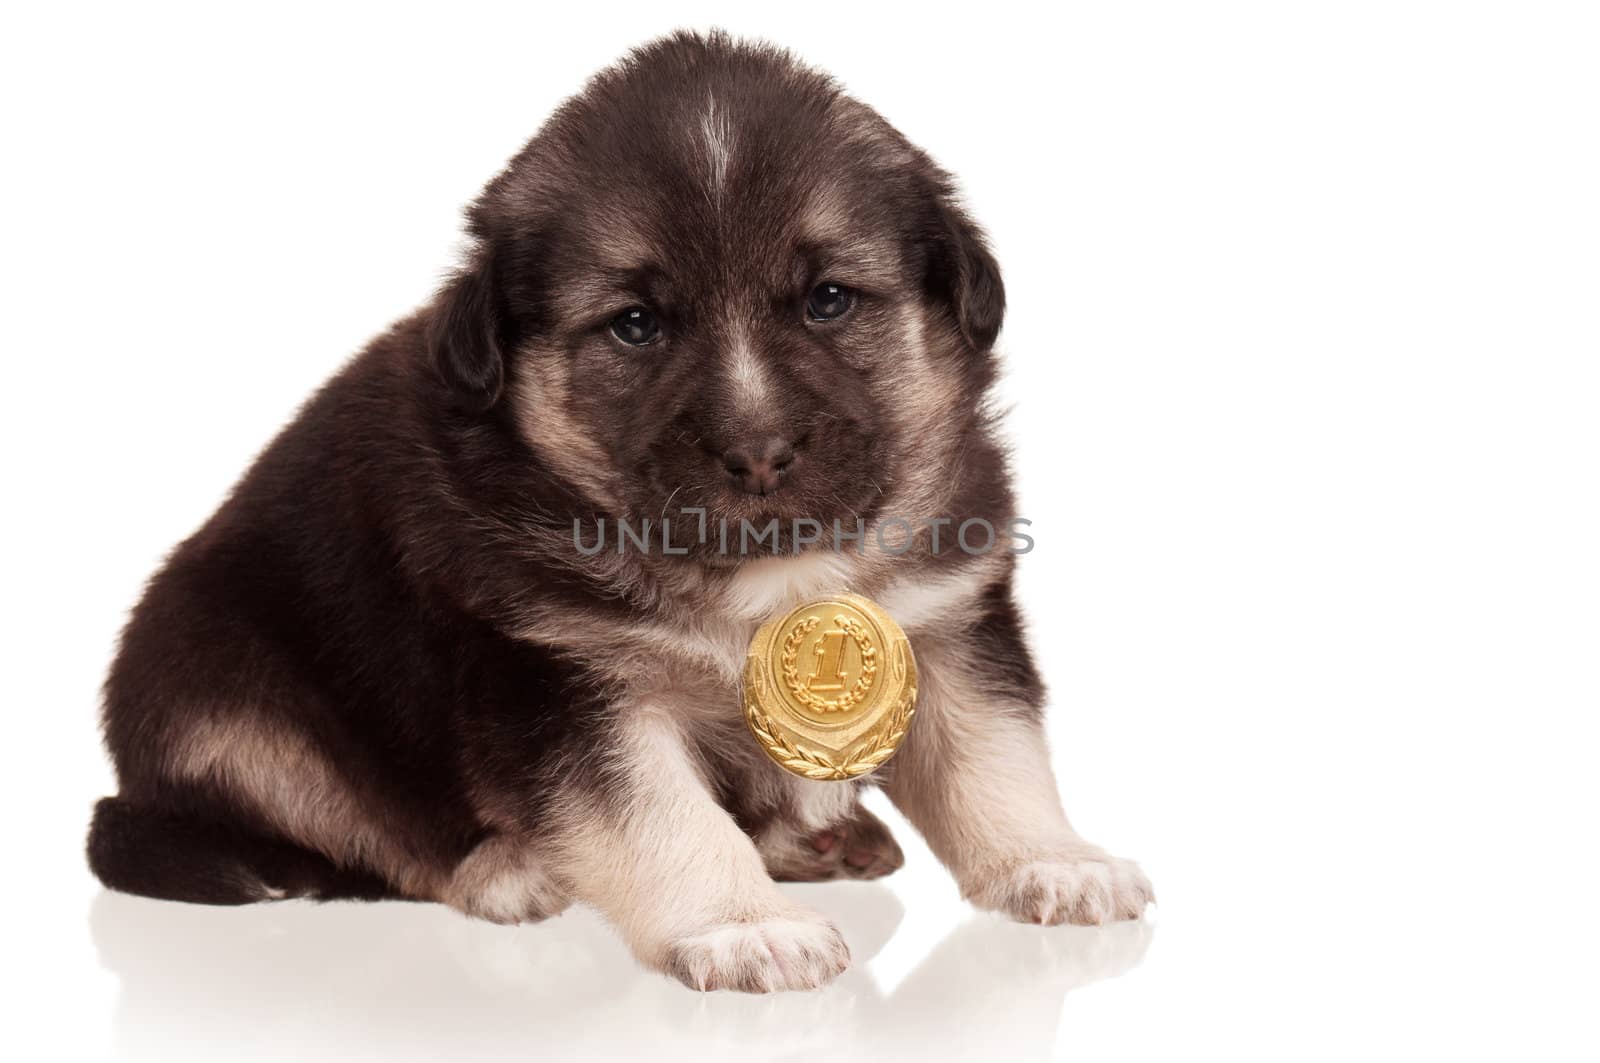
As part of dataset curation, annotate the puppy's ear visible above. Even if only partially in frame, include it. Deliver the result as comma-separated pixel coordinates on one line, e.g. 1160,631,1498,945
427,249,508,410
928,196,1006,353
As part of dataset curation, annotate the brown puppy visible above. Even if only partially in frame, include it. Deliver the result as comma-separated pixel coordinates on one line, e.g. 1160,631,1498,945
88,30,1151,993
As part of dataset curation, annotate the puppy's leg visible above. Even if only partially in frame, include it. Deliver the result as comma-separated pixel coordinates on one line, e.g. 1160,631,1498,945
885,631,1153,926
554,707,849,992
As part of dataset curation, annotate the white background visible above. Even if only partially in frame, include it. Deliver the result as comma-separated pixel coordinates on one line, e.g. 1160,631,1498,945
4,2,1597,1059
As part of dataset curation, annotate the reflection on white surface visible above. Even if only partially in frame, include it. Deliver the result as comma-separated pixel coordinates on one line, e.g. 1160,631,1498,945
91,883,1153,1062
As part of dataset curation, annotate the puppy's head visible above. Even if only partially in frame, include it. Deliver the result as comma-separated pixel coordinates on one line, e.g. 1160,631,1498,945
430,31,1003,558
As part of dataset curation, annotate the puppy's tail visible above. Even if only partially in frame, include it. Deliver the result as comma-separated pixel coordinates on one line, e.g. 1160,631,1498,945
86,796,398,905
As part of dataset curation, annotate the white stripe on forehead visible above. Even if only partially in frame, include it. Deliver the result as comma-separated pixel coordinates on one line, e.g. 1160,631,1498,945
699,93,734,208
725,320,773,414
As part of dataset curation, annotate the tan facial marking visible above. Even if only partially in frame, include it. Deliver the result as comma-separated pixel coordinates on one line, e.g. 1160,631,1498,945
724,322,774,415
510,346,624,510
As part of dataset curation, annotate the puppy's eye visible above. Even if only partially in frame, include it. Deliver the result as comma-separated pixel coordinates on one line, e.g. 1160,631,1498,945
806,282,855,322
609,307,660,346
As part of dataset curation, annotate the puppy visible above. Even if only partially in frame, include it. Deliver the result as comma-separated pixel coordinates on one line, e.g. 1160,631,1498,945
88,31,1152,992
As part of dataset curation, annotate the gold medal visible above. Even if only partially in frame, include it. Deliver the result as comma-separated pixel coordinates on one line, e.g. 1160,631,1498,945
743,593,917,781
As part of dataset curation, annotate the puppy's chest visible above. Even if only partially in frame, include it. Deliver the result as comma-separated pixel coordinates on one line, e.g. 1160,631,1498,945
632,615,756,722
630,621,863,830
621,586,962,754
620,565,989,718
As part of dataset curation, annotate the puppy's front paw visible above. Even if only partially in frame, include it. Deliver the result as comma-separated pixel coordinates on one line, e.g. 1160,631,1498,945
660,914,850,992
967,852,1154,926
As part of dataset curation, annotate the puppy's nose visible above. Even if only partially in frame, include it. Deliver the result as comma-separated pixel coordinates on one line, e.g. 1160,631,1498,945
721,436,795,496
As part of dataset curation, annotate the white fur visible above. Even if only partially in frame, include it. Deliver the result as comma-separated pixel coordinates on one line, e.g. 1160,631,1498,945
664,915,849,992
444,834,568,925
699,95,733,208
968,855,1155,926
721,550,854,621
786,778,861,833
724,328,773,413
551,704,848,990
883,636,1150,923
878,562,996,633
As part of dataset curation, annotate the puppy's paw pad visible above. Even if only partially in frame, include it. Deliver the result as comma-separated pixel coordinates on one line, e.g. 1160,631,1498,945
971,854,1154,926
661,916,850,992
765,807,905,882
834,812,904,880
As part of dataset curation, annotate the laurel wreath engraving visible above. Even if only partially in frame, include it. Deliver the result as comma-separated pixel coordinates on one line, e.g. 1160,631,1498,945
780,615,878,713
745,684,916,780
